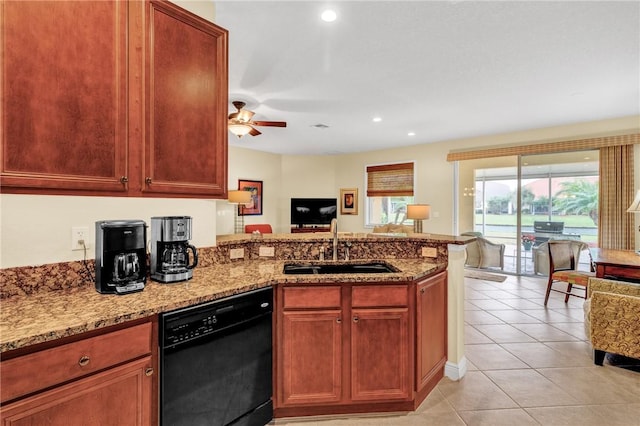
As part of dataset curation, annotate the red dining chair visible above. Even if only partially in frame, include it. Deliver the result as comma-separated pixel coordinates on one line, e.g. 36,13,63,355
244,224,273,234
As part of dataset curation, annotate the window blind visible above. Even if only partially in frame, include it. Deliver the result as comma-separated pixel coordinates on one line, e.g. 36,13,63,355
366,162,414,197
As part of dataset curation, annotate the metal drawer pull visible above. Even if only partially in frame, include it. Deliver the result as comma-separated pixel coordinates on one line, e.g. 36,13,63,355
145,367,154,377
421,288,426,294
353,316,359,323
78,355,90,367
336,318,342,323
145,177,152,185
120,176,128,184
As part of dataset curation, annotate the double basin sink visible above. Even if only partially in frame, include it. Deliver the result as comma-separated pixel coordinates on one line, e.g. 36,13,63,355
283,262,398,275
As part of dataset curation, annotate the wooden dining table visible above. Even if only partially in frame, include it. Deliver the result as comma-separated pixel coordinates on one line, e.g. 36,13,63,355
590,248,640,281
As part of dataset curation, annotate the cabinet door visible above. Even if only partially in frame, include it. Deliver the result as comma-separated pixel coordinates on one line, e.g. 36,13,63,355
416,271,447,391
0,357,154,426
350,308,410,401
278,310,342,406
1,1,129,194
143,1,228,197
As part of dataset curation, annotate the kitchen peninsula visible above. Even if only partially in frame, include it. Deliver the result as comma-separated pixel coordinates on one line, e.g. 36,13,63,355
0,232,472,423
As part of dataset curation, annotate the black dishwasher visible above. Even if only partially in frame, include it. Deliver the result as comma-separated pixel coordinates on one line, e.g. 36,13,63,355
160,287,273,426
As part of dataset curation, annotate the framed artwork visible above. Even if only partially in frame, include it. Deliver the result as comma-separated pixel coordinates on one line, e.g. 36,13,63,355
238,179,263,215
340,188,358,215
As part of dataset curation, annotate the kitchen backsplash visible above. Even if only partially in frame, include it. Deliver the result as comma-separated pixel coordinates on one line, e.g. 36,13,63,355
0,236,450,300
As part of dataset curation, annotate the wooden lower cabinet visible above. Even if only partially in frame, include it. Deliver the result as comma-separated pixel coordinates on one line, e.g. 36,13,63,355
416,271,448,396
276,278,445,418
280,310,342,405
351,308,410,401
0,319,157,426
1,357,153,426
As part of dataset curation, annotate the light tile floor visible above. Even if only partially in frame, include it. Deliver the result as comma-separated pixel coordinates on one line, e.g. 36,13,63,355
275,274,640,426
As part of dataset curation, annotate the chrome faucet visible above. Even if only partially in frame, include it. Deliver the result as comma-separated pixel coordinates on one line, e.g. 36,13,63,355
330,218,338,261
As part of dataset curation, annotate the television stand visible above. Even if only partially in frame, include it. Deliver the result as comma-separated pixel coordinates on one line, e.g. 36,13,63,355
291,225,330,233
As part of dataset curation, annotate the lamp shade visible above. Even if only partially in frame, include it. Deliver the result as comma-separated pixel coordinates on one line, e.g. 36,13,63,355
228,123,252,138
407,204,431,220
627,190,640,213
228,190,252,205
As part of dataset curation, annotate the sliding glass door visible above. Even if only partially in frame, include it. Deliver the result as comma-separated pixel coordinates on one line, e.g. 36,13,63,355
458,150,599,275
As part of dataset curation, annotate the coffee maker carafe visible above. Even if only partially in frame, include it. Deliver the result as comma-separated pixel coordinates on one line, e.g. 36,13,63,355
150,216,198,283
95,220,147,294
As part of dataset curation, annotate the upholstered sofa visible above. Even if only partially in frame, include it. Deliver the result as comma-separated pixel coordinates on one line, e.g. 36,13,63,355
372,224,413,234
461,232,505,270
584,277,640,365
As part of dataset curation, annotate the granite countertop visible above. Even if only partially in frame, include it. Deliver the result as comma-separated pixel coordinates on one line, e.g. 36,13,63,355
0,258,442,353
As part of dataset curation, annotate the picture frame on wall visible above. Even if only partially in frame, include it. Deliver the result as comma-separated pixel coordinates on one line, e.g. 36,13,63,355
238,179,263,215
340,188,358,215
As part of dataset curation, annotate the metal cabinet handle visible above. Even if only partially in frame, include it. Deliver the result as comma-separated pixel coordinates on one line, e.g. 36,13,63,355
119,176,128,184
145,367,154,377
145,177,152,185
353,316,359,323
78,355,90,367
421,288,426,294
336,318,342,323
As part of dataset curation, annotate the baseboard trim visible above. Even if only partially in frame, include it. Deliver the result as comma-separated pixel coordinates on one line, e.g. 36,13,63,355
444,356,468,380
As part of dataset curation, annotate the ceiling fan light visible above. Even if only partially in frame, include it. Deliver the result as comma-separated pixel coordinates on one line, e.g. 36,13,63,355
228,123,252,137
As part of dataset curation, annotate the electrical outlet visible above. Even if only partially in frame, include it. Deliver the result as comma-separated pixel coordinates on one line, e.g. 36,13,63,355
71,226,90,251
421,247,437,258
259,246,275,257
230,248,244,259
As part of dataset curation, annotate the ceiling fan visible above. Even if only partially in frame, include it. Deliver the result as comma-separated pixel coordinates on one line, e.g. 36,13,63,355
228,101,287,138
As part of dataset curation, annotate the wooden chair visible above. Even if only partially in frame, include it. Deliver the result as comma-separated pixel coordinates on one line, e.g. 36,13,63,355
244,224,273,234
544,240,595,306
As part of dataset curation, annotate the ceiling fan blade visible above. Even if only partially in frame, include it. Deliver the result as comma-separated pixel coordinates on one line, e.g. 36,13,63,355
252,120,287,127
249,126,262,136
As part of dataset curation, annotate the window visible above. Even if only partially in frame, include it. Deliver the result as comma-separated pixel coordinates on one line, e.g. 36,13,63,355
365,162,415,226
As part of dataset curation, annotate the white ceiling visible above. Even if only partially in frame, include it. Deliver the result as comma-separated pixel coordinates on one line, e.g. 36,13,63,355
214,1,640,156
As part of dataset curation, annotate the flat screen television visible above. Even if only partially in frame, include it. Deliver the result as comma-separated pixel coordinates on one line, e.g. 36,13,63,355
291,198,337,226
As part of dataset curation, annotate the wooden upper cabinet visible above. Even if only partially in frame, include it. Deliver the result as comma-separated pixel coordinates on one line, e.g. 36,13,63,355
143,0,228,197
1,0,229,198
1,0,129,193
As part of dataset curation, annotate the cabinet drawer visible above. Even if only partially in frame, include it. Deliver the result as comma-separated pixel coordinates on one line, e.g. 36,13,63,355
352,285,408,307
1,321,152,403
283,286,341,309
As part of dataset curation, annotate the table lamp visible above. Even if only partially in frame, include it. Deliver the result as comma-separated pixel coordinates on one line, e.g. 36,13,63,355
627,189,640,254
228,190,252,233
407,204,430,233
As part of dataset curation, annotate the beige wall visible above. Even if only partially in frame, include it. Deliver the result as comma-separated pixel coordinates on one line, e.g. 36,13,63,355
3,116,638,268
2,118,638,268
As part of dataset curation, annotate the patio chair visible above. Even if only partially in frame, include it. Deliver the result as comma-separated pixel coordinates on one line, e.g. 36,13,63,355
462,232,505,270
544,240,595,306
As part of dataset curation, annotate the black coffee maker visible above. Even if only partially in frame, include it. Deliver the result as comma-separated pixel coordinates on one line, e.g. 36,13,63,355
150,216,198,283
95,220,147,294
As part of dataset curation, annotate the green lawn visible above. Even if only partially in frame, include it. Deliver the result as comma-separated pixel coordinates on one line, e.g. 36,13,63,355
475,214,597,228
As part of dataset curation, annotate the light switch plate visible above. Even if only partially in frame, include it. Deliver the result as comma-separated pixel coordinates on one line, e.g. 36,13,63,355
259,246,275,257
230,248,244,259
421,247,437,258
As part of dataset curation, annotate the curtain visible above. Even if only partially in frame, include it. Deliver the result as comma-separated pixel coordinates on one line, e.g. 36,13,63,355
598,145,635,249
447,133,639,161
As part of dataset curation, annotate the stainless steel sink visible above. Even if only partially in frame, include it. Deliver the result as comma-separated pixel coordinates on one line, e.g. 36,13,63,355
283,262,398,275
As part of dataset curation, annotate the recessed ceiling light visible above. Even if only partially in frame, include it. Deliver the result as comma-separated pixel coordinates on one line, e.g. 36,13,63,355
372,117,382,123
321,9,337,22
408,132,415,136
